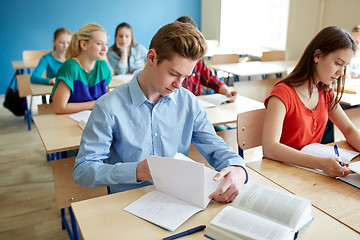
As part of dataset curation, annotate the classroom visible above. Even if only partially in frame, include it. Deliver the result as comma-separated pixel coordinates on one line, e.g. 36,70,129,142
1,0,360,239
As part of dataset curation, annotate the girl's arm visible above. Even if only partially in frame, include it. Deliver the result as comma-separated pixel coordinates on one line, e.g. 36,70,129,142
52,81,96,114
30,57,52,85
262,96,351,177
329,104,360,151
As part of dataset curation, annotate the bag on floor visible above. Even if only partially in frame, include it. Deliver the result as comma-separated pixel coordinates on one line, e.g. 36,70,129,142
3,75,25,116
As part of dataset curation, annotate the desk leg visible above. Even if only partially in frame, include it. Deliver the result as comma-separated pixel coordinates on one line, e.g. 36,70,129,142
24,97,32,131
69,207,80,240
61,208,74,240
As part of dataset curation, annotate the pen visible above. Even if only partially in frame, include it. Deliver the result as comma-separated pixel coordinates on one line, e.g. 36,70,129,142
163,225,206,240
334,144,344,166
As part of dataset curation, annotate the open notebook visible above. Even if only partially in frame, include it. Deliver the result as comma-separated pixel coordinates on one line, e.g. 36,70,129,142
68,110,91,130
123,153,223,231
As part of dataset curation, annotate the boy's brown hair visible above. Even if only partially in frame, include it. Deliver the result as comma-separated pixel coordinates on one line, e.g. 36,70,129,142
149,22,207,64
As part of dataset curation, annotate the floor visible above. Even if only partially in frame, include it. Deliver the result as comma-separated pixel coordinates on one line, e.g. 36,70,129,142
0,95,69,240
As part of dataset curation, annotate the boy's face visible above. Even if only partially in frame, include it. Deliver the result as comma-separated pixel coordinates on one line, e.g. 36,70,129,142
148,50,197,97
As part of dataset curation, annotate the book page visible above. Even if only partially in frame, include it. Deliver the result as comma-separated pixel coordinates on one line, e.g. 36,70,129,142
123,190,203,232
233,181,312,230
208,206,293,240
112,74,134,82
68,110,91,123
147,155,205,209
349,161,360,175
300,143,359,164
338,173,360,189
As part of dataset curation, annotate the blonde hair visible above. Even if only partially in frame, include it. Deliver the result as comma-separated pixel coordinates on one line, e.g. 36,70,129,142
65,23,105,59
149,22,207,64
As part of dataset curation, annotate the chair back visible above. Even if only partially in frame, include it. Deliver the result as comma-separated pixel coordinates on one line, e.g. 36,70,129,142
51,157,108,209
234,78,281,102
22,50,51,63
261,50,285,62
237,108,266,158
37,103,54,115
211,54,239,65
16,74,32,97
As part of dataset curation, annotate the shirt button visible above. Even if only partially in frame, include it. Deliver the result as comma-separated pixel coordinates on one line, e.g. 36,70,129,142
154,133,158,136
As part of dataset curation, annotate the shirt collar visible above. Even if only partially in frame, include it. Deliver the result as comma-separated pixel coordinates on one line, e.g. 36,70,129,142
128,71,178,106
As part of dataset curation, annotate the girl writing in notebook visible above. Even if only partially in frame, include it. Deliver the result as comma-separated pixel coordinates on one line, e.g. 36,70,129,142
107,22,147,75
30,28,72,85
52,23,112,114
262,26,360,177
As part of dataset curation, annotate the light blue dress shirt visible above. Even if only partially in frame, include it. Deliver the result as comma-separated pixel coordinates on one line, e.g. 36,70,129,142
73,71,246,193
107,44,147,75
348,52,360,78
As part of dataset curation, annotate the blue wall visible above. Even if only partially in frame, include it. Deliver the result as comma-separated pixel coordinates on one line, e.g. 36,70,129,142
0,0,201,94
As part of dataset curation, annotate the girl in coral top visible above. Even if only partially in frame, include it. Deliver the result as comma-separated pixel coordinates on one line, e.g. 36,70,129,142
263,26,360,177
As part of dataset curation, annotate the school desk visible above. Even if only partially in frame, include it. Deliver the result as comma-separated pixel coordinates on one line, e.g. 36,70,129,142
70,167,360,240
209,60,297,80
246,140,360,234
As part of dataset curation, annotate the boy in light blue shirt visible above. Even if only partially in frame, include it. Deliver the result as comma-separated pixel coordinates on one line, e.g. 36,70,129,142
73,22,247,203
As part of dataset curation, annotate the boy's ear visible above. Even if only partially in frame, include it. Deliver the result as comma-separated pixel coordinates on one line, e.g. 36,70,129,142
147,49,157,64
313,49,322,63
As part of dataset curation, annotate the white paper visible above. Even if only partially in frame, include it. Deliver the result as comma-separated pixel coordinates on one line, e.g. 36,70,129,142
112,74,134,82
123,153,223,231
198,93,234,108
123,190,203,231
338,173,360,188
300,143,359,164
68,110,91,123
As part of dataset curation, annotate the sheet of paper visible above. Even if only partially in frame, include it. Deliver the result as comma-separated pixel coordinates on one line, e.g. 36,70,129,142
123,190,203,231
68,110,91,123
300,143,359,164
147,155,205,209
112,74,134,82
338,173,360,189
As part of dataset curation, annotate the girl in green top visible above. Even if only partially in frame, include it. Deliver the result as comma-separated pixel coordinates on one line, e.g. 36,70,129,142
52,23,112,114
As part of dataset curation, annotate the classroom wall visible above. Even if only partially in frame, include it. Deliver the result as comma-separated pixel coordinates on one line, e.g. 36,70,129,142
201,0,221,41
0,0,201,94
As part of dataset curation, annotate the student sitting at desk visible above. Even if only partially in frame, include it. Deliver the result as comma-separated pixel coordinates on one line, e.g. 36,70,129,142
347,25,360,79
52,23,112,114
30,28,72,85
107,22,147,75
73,22,247,203
176,16,237,101
262,26,360,178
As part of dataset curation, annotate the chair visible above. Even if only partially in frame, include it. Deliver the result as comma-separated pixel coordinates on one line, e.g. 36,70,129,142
37,103,54,115
234,78,281,103
261,50,286,79
261,50,285,62
52,157,108,240
237,108,266,159
22,50,51,63
210,54,240,88
16,74,33,130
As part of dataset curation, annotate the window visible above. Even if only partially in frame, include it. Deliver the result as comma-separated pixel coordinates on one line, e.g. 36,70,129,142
220,0,289,55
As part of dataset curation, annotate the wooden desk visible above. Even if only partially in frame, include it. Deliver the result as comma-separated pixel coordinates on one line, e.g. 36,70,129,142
33,114,82,154
11,60,39,70
33,95,263,155
210,60,297,79
246,141,360,234
71,168,360,240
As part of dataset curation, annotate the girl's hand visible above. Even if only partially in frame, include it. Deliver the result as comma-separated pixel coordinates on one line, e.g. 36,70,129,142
320,157,352,177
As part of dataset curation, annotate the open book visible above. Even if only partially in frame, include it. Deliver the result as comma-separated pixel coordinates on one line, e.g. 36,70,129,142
295,143,360,189
123,153,223,231
205,181,313,240
68,110,91,130
197,93,234,108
